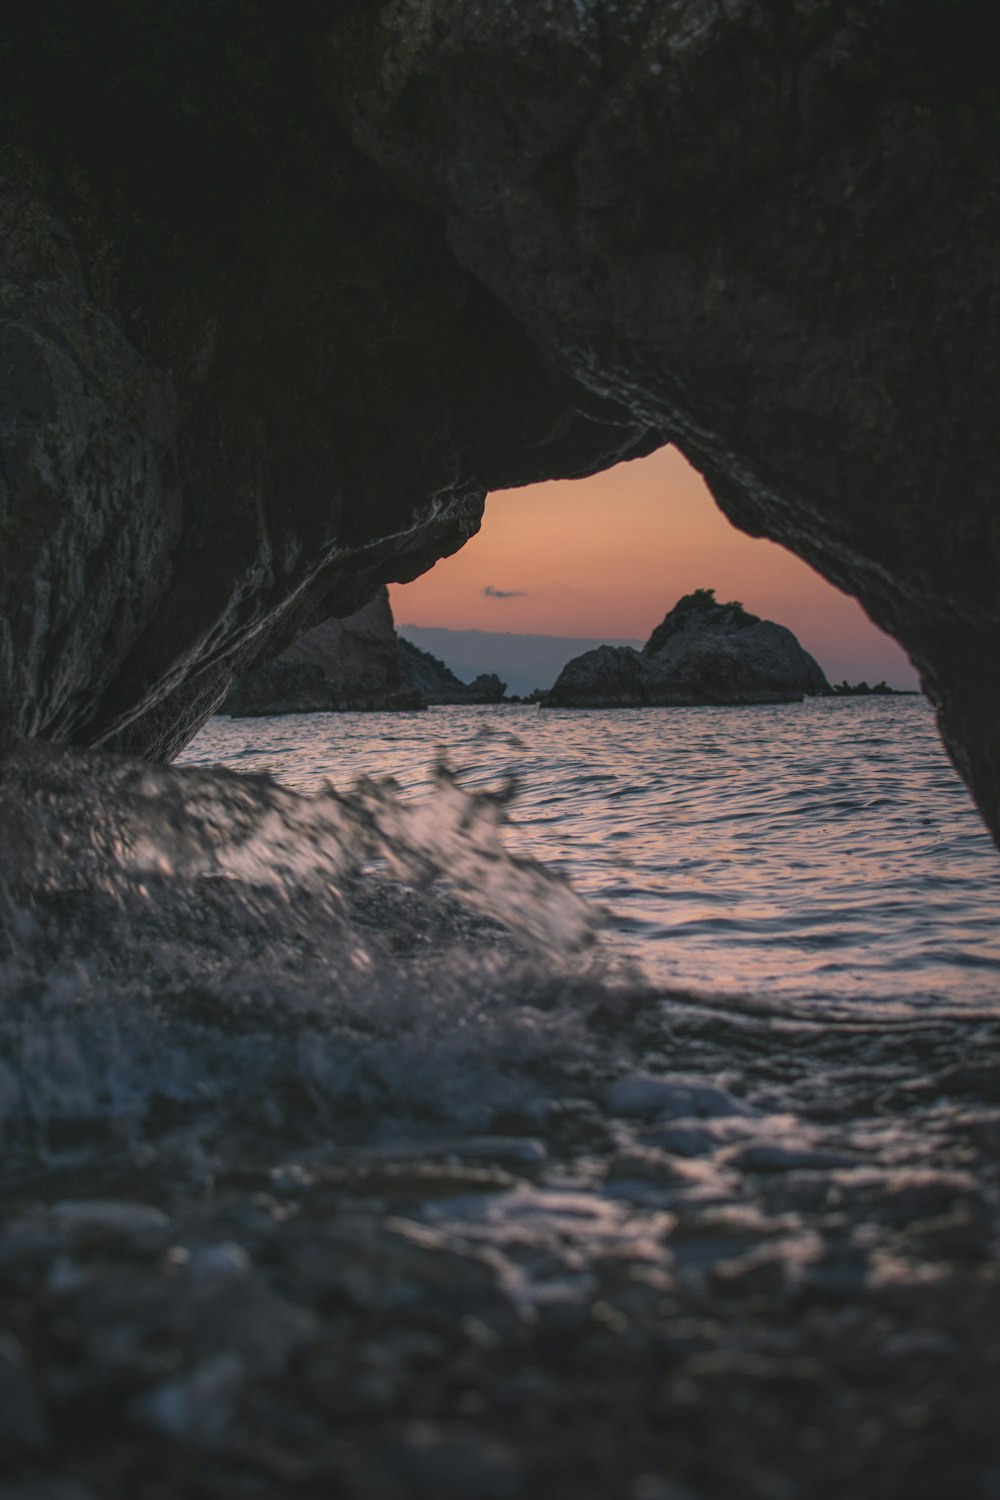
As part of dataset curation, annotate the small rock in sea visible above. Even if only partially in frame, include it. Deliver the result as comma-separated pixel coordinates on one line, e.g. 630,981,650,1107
0,1333,46,1450
130,1353,246,1444
605,1073,752,1121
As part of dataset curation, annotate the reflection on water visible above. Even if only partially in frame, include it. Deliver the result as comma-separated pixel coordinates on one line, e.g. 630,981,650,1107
181,698,1000,1008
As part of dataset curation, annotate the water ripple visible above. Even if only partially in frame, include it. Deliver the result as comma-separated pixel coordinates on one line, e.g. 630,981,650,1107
181,697,1000,1011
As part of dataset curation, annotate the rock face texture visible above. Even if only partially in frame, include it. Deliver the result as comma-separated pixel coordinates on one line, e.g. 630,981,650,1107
0,6,652,761
2,6,1000,837
546,590,830,707
222,591,421,716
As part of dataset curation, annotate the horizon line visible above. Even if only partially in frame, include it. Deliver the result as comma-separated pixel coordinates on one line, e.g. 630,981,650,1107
397,623,644,641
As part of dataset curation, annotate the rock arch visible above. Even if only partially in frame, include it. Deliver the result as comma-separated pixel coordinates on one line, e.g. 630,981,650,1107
2,2,999,837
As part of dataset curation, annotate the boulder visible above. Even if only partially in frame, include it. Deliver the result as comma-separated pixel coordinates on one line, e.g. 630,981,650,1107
2,7,1000,840
545,647,663,710
545,590,830,707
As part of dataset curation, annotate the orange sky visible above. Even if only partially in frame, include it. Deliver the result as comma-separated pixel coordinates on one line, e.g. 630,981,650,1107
391,447,919,688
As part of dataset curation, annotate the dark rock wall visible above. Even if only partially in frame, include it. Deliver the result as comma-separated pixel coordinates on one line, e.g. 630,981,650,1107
0,3,651,759
331,0,1000,829
2,4,1000,836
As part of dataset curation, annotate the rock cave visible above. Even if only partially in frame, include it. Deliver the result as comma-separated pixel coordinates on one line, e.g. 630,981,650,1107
3,10,1000,1499
1,0,999,840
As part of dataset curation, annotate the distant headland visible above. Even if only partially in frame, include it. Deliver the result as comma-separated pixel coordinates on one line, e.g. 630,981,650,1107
221,589,507,716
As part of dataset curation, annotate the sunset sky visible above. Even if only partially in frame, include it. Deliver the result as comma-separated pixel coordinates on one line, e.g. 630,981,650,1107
391,446,919,688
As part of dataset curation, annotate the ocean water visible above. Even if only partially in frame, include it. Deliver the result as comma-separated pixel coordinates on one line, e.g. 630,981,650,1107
4,694,996,1149
181,695,1000,1013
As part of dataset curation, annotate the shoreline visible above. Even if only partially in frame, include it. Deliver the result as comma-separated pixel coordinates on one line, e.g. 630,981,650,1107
3,945,998,1499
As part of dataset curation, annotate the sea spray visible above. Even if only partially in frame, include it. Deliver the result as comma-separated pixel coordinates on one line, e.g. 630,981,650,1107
0,743,596,949
0,740,604,1161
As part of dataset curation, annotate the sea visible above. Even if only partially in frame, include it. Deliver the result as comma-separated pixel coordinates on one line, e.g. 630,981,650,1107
4,690,998,1153
180,694,1000,1016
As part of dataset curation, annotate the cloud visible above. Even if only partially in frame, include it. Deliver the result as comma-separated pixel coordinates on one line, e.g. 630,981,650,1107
482,585,527,599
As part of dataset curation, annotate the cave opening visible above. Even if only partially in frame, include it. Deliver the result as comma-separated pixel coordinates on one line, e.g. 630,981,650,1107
4,10,1000,1486
391,448,919,696
176,448,998,1007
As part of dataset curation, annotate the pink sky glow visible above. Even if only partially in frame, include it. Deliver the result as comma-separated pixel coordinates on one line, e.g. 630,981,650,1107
391,446,919,689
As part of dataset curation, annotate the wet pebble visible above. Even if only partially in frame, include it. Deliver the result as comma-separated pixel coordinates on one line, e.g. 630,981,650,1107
130,1352,246,1444
606,1073,751,1120
187,1242,254,1280
47,1200,170,1252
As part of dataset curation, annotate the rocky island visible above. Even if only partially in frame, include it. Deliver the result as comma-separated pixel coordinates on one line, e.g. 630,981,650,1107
223,589,506,715
545,589,830,707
